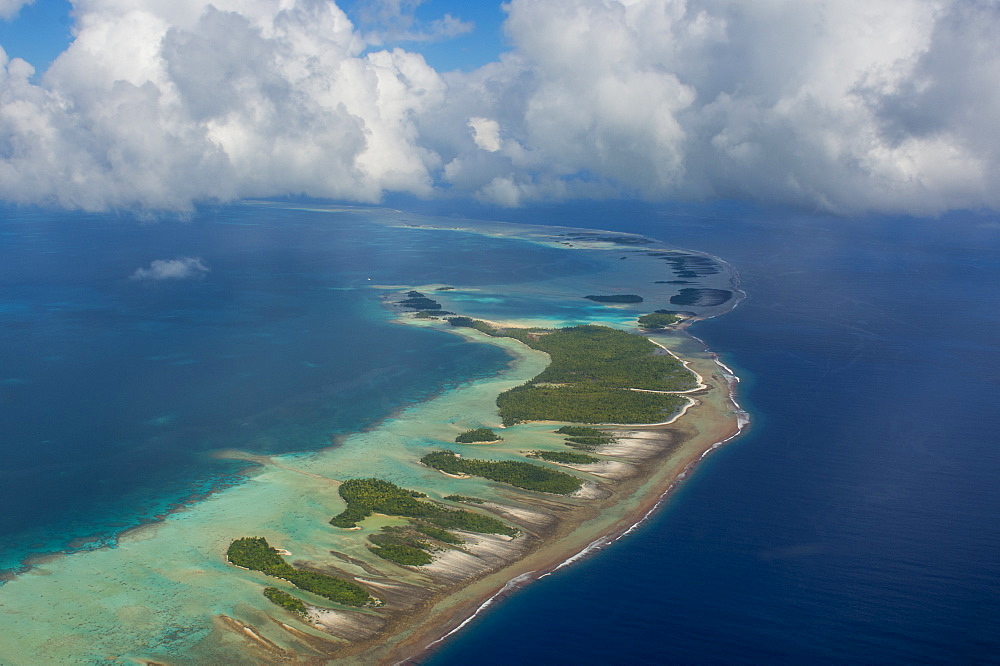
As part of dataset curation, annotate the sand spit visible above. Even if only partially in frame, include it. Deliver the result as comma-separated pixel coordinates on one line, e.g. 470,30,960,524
482,501,557,529
558,459,636,480
360,337,743,664
0,211,748,666
571,482,610,500
309,608,386,642
419,549,489,583
217,614,296,661
600,427,679,461
422,532,533,584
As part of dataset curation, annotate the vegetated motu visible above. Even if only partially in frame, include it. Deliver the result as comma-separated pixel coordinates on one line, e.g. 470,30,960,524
227,537,372,607
444,322,694,425
531,450,601,465
556,425,617,451
412,521,464,544
398,290,442,310
368,528,434,566
484,324,696,425
366,522,464,566
330,478,516,537
421,451,582,495
263,587,308,616
456,427,502,443
444,494,485,504
637,312,680,329
583,294,644,303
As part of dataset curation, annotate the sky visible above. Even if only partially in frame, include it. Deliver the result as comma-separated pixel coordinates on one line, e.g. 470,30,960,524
0,0,998,214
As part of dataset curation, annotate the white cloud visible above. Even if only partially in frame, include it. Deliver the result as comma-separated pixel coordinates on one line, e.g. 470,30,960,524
130,256,210,280
0,1,443,210
437,0,1000,214
468,117,502,152
0,0,32,20
0,0,999,214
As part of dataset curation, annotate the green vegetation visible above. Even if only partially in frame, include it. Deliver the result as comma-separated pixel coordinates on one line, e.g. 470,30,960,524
563,437,610,450
556,426,607,437
444,321,696,425
517,326,692,389
584,294,644,303
330,478,515,536
498,384,686,425
670,288,732,307
447,316,501,336
637,312,680,329
493,325,695,425
368,528,434,566
227,536,288,573
369,543,433,566
531,450,600,464
561,233,653,246
227,537,371,607
447,316,549,346
263,587,308,616
436,286,456,291
555,425,616,450
399,290,442,310
456,427,502,443
429,508,517,535
411,521,464,544
364,522,463,567
421,451,582,495
444,494,485,504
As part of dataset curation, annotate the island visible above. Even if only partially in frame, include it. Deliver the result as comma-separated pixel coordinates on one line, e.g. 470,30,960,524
638,312,681,329
583,294,644,303
0,211,744,665
455,428,503,443
214,303,740,662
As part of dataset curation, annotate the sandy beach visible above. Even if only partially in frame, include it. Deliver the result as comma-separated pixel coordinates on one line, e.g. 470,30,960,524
341,323,745,663
0,211,744,665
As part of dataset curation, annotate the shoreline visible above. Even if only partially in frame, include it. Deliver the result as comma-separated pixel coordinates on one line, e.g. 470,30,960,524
344,319,746,664
0,207,747,664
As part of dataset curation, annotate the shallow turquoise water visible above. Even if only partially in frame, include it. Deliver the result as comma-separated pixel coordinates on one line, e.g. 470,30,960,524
0,202,734,577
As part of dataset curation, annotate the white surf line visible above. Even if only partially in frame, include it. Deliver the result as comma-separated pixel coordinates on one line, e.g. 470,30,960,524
647,338,708,392
414,570,539,657
541,347,750,571
594,396,697,428
402,340,746,663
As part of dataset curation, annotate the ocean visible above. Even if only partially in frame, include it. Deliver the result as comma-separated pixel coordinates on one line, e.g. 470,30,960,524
427,203,1000,663
0,203,597,573
1,201,998,662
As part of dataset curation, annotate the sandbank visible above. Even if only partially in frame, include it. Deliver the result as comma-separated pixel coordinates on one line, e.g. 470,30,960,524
0,208,744,664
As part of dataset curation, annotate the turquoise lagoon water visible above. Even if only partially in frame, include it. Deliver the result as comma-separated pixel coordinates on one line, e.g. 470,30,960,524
6,200,998,664
0,204,728,572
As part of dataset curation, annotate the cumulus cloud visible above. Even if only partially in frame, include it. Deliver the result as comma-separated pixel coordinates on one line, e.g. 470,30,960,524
0,0,32,21
468,117,502,152
0,0,999,214
130,256,209,280
436,0,1000,213
0,0,443,210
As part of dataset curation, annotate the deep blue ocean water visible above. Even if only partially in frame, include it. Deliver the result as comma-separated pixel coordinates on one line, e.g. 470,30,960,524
2,201,998,663
0,204,603,572
425,203,1000,664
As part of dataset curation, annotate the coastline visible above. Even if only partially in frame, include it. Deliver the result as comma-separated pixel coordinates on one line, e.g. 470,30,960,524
0,206,746,664
338,319,746,663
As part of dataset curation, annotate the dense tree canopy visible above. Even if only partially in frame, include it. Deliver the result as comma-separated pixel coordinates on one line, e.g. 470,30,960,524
421,451,583,495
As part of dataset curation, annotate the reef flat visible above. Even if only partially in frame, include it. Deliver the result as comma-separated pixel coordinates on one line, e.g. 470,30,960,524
0,205,744,664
